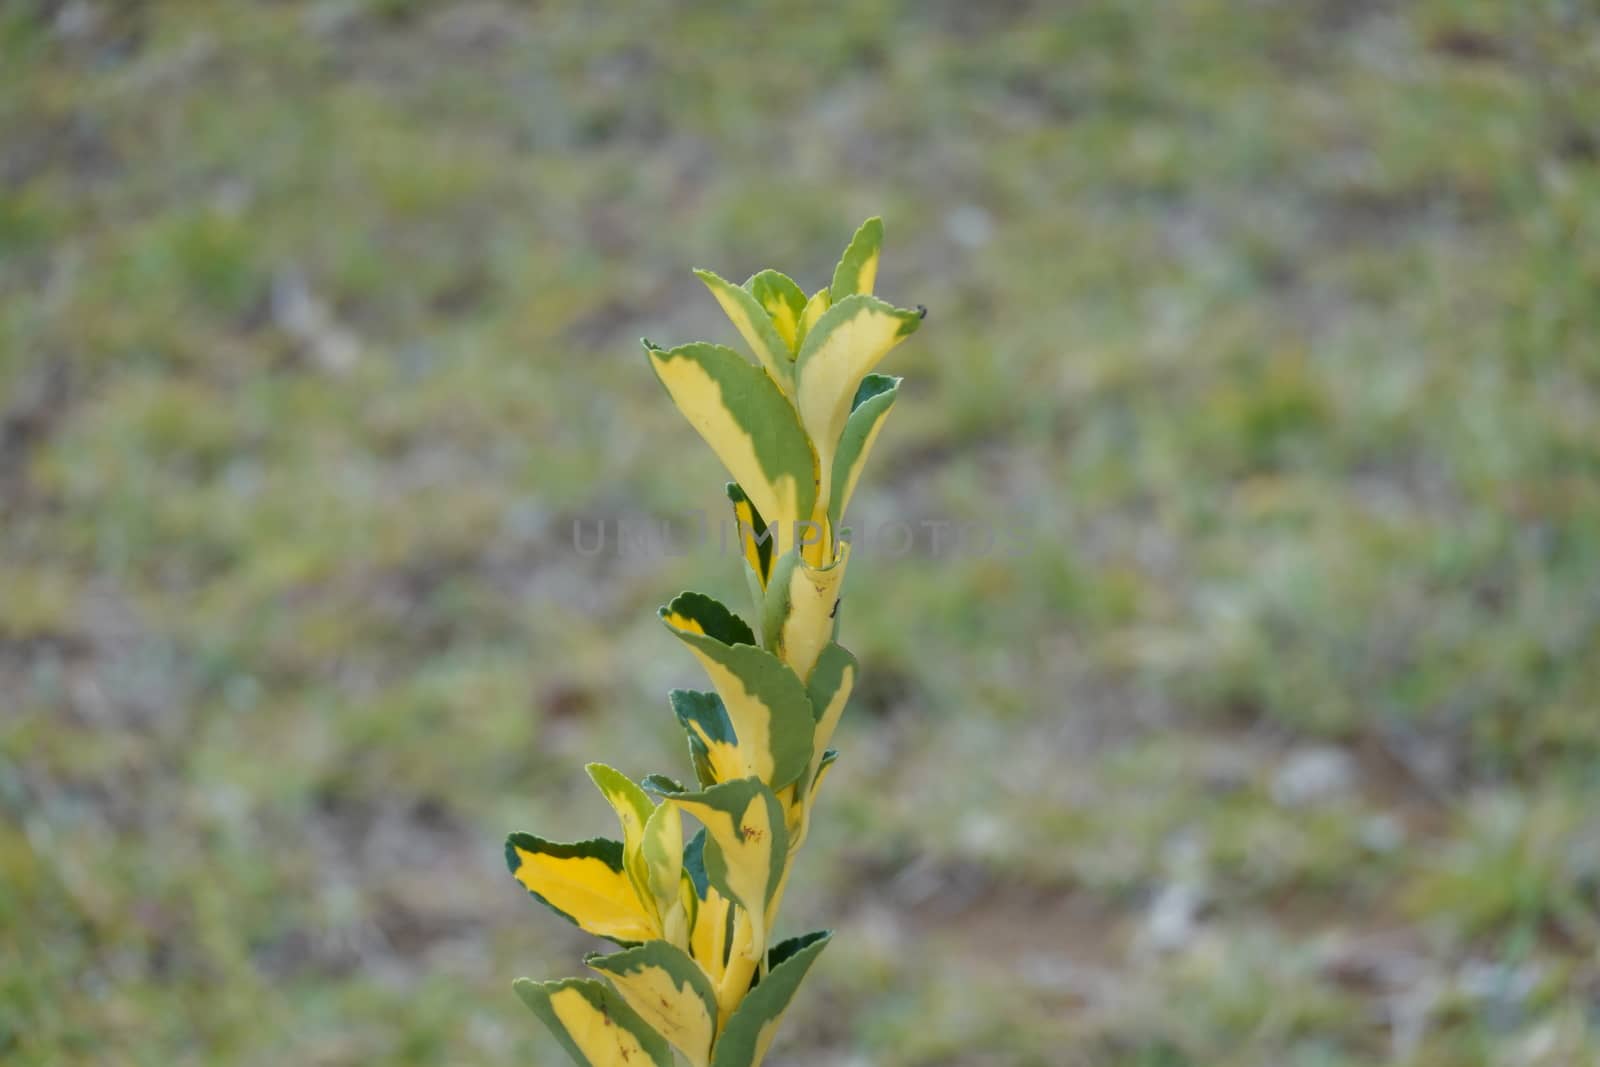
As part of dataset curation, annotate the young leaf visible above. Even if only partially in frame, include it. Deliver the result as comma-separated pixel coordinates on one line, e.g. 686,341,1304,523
645,341,817,558
829,216,883,301
586,762,656,907
795,287,830,350
693,269,795,391
828,374,900,530
661,594,815,791
709,931,832,1067
744,270,808,354
587,941,720,1067
793,296,922,524
641,773,687,796
641,800,684,916
812,749,839,798
514,976,674,1067
505,833,656,944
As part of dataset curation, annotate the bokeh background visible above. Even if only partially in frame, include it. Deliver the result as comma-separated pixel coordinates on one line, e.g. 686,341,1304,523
5,2,1600,1064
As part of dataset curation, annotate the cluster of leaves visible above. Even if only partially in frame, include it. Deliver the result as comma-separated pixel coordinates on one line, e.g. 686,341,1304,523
504,220,923,1067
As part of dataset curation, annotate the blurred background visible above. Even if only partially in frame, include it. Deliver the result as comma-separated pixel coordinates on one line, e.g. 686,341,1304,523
4,2,1599,1065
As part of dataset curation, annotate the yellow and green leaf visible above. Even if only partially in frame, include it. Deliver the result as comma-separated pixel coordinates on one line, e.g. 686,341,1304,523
744,270,808,354
645,341,817,558
802,643,856,781
664,778,788,957
659,590,757,647
828,374,900,530
829,216,883,301
760,543,850,683
660,593,815,791
795,287,830,350
640,800,684,934
506,833,657,945
793,296,922,524
726,483,775,590
514,976,674,1067
783,645,855,835
670,689,740,789
682,829,736,988
586,941,719,1067
709,931,832,1067
692,270,795,391
586,763,656,909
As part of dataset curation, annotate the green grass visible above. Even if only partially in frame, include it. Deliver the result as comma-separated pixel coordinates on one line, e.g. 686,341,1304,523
3,2,1598,1064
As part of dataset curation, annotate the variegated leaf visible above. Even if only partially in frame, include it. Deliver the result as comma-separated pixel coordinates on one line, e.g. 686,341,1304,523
802,643,856,786
506,834,657,945
793,296,922,525
829,216,883,301
645,341,817,559
663,778,788,957
514,976,674,1067
641,800,684,938
726,483,775,589
692,270,795,391
744,270,807,354
660,593,814,791
670,689,739,789
795,287,830,351
760,543,850,683
660,590,757,647
828,374,900,530
682,829,736,989
586,763,655,909
709,931,832,1067
587,941,719,1067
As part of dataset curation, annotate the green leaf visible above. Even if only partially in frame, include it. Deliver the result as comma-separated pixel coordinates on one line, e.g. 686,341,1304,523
641,773,687,796
710,931,832,1067
645,340,817,557
587,941,720,1067
829,216,883,302
513,976,674,1067
505,833,656,944
682,826,710,897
